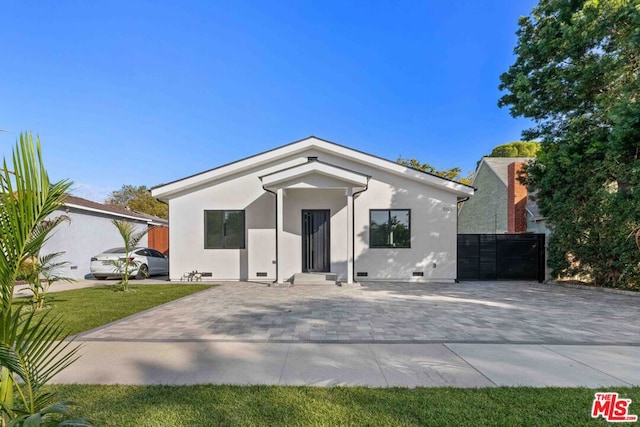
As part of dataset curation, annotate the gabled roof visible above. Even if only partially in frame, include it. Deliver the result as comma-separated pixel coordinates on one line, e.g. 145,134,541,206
260,158,369,189
478,157,533,186
63,195,159,223
152,136,474,199
464,156,546,223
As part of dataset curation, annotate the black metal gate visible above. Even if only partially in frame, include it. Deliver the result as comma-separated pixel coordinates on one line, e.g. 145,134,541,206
302,210,330,272
457,234,545,282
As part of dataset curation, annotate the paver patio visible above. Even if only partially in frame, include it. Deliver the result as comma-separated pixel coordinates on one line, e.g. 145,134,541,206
78,281,640,344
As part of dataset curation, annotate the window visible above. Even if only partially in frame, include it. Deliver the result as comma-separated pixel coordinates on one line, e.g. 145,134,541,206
148,249,165,258
369,209,411,248
205,210,246,249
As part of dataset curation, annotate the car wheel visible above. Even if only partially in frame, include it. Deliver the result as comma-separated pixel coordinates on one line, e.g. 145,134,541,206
136,264,149,280
94,275,108,280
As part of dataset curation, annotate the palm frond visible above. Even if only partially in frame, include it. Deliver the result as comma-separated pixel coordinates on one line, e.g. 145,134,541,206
26,215,70,258
130,229,148,248
111,219,149,250
37,252,66,267
0,133,72,308
0,132,79,423
14,313,81,388
0,343,27,380
38,251,75,284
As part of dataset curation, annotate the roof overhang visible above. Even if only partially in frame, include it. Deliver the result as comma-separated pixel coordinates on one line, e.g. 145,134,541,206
152,136,474,200
260,160,369,191
64,203,150,222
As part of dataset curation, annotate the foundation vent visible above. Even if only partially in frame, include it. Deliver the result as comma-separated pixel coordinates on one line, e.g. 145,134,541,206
201,272,213,277
256,272,268,277
412,272,424,277
356,272,368,277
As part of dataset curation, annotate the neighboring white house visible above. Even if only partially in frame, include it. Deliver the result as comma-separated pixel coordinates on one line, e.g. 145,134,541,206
41,195,157,280
152,136,474,284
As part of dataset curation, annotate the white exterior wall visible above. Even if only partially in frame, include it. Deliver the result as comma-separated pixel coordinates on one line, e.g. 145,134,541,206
168,171,279,281
166,148,460,283
353,172,458,281
41,209,149,280
301,151,458,281
280,188,348,281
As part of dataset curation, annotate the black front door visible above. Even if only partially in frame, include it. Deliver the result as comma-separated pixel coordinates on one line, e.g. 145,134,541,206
302,210,330,272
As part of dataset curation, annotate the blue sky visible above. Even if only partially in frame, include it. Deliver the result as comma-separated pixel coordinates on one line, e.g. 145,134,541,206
0,1,536,201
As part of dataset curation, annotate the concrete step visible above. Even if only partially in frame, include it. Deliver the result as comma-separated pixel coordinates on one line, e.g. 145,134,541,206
292,272,338,285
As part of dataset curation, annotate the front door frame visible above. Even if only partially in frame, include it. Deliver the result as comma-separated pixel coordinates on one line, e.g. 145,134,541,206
301,209,331,273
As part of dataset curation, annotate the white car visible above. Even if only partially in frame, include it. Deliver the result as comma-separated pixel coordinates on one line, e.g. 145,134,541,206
90,247,169,280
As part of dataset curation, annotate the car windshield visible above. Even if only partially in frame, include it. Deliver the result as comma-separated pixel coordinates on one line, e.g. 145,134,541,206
103,247,127,254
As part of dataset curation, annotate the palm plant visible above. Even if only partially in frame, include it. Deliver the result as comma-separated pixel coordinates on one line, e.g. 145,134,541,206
20,252,74,311
110,219,149,291
0,133,89,426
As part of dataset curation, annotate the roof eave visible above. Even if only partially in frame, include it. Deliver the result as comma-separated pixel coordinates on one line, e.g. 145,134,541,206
152,136,475,199
64,203,151,222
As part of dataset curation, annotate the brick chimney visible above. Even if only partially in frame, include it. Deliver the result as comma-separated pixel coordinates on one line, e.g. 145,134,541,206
507,162,528,233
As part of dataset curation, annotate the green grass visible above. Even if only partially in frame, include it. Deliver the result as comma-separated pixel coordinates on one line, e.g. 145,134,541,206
47,385,639,426
15,284,212,335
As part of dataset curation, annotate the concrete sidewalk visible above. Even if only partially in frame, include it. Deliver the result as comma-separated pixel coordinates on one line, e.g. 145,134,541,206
52,341,640,387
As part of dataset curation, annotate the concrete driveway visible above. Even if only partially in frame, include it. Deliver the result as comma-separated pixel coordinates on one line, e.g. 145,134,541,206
78,280,640,344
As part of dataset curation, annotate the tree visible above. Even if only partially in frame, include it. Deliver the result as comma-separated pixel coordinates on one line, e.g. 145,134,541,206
0,133,89,425
488,142,540,157
105,185,167,219
498,0,640,289
397,157,473,185
110,219,149,291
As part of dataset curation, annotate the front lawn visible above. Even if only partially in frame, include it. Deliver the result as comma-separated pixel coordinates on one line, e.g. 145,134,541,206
48,385,639,426
15,284,212,335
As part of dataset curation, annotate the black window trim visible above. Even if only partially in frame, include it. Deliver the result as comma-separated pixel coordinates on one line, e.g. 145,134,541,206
369,209,411,249
204,210,246,249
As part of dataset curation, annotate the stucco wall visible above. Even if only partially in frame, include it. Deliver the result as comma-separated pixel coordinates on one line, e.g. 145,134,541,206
40,208,149,280
353,171,458,281
169,172,276,281
458,163,507,233
280,188,348,281
167,148,460,282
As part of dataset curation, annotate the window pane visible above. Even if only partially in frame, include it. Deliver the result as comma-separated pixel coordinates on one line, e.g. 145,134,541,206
205,211,223,248
150,249,163,258
370,211,389,247
369,209,411,248
389,210,410,248
104,247,126,254
224,211,245,249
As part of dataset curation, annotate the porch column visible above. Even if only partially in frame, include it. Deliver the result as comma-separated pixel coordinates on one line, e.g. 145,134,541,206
276,187,285,284
346,187,354,284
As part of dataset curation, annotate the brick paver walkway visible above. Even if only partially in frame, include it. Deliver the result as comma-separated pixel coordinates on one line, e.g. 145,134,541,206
78,281,640,344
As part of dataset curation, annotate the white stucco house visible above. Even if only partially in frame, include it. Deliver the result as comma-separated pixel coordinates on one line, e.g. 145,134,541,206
152,136,474,284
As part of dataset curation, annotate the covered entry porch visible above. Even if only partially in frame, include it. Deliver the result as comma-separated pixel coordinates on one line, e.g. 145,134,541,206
260,157,369,284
